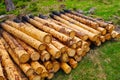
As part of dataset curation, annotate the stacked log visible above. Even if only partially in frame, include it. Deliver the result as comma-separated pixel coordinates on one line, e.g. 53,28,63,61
0,9,119,80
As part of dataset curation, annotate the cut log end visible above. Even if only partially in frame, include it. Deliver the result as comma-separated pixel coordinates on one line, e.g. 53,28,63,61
70,31,76,38
76,48,83,56
0,77,4,80
47,72,54,80
20,53,30,63
71,43,77,49
106,24,115,33
69,58,78,69
44,35,52,44
35,67,43,74
26,68,34,76
38,44,46,50
67,48,76,57
29,75,41,80
41,51,50,62
31,52,40,61
53,61,60,73
41,72,48,78
61,47,66,53
55,51,61,59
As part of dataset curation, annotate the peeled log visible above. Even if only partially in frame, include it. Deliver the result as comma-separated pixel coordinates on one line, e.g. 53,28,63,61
74,55,82,62
61,62,71,74
76,48,83,56
47,72,54,80
60,52,69,62
34,17,75,38
51,38,66,53
68,58,78,69
105,33,111,40
111,31,120,38
66,47,76,57
5,20,52,43
0,38,22,80
29,74,41,80
40,50,50,62
28,18,72,44
16,39,40,61
99,36,105,42
52,15,98,41
2,31,30,63
52,60,60,73
1,23,46,51
44,61,53,70
47,44,61,59
52,19,88,40
1,38,34,77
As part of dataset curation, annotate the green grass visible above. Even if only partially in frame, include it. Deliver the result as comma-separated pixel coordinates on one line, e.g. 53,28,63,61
0,0,120,80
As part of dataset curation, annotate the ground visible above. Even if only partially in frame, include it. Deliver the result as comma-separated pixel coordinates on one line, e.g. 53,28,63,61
0,0,120,80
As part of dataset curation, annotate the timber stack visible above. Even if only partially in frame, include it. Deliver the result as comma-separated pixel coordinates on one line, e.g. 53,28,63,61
0,9,119,80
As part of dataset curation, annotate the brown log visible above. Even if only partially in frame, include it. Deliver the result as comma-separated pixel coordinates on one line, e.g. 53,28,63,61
74,55,82,62
52,15,98,41
40,50,50,62
99,36,105,42
66,47,76,57
52,60,60,73
52,19,89,40
60,14,100,35
105,33,111,40
81,41,89,49
68,58,78,69
51,38,66,53
44,61,53,70
1,23,46,51
28,18,72,44
1,38,34,77
60,52,69,62
34,17,75,38
5,20,52,43
31,61,46,75
47,44,61,59
2,31,30,63
111,31,120,38
16,39,40,61
76,48,83,56
61,62,71,74
0,38,22,80
65,13,99,29
0,56,6,80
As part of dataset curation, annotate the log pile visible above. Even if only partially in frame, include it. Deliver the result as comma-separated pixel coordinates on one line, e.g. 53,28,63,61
0,10,119,80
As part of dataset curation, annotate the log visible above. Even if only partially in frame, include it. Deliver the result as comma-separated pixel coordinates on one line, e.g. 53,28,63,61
68,58,78,69
26,18,72,44
81,41,89,49
99,36,105,42
51,38,66,53
60,52,69,62
0,56,6,80
40,50,50,62
74,55,82,62
5,20,52,43
2,31,30,63
76,48,83,56
52,60,60,73
51,19,89,40
64,12,99,29
61,62,71,74
44,61,53,70
59,13,100,35
1,23,46,51
34,17,75,38
94,39,101,46
1,38,34,77
51,15,98,41
29,74,41,80
73,37,82,48
47,44,61,59
47,72,54,80
0,38,22,80
31,61,45,74
105,33,111,40
66,47,76,57
97,27,106,35
111,31,120,38
16,39,40,61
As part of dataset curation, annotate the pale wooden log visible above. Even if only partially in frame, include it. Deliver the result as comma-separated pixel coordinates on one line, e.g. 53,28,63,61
73,37,82,48
34,17,75,38
17,39,40,61
44,61,53,70
60,14,100,35
66,47,76,57
99,36,105,42
51,38,66,53
47,44,61,59
2,31,30,63
97,27,106,35
29,74,41,80
61,62,71,74
5,20,52,44
76,48,83,56
1,38,34,77
94,39,101,46
28,18,72,44
111,31,120,38
74,55,82,62
81,41,89,49
0,56,6,80
0,38,22,80
52,60,60,73
40,50,50,62
52,19,88,40
52,15,98,41
68,58,78,69
47,72,54,80
65,13,99,29
1,23,46,51
60,52,69,62
106,24,115,33
105,33,111,40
